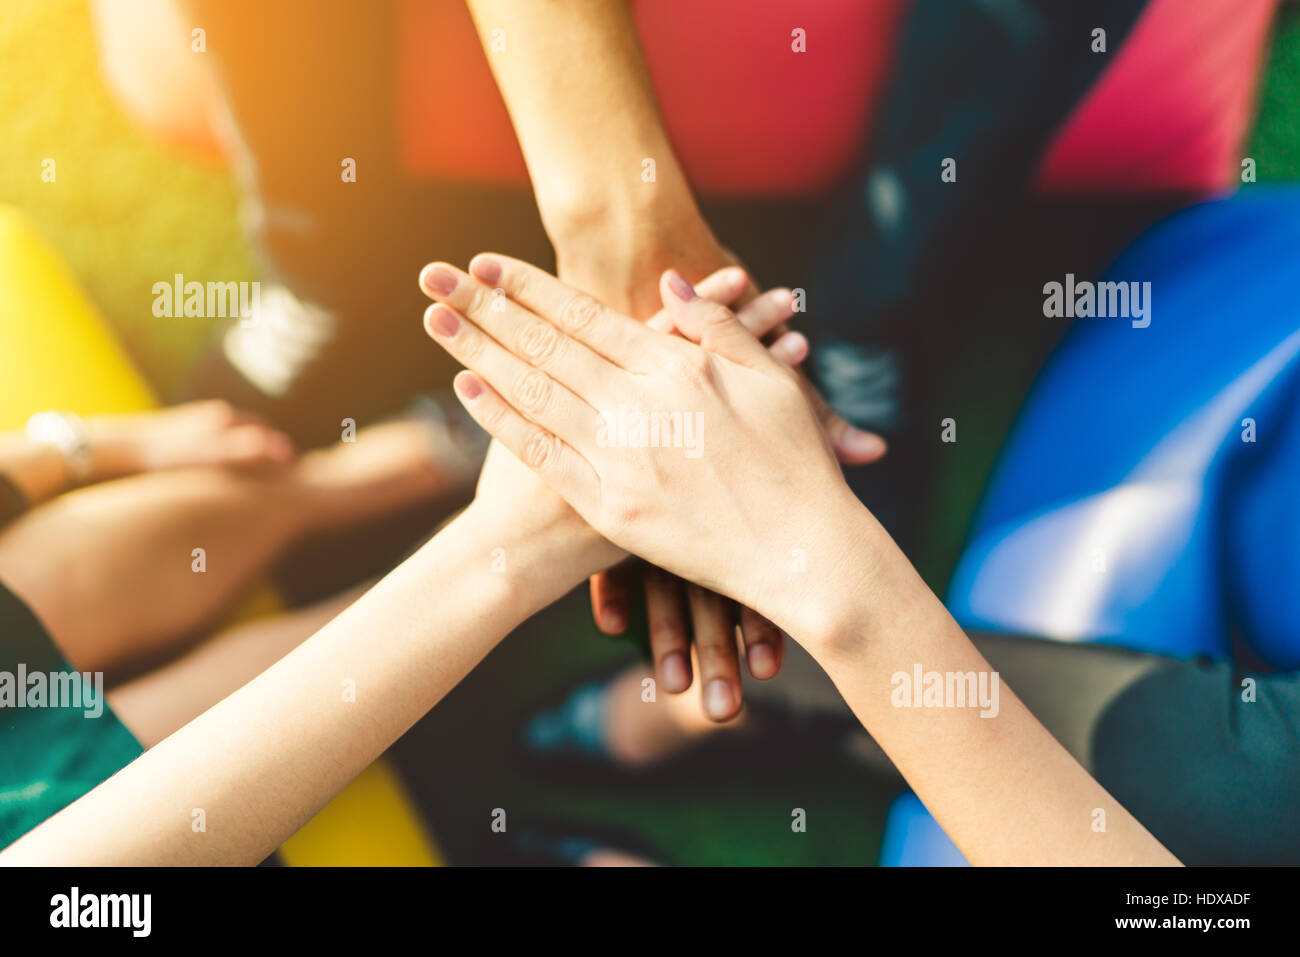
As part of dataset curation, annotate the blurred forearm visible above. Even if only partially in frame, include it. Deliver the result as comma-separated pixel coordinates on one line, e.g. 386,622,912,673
0,501,602,865
89,0,229,159
463,0,700,244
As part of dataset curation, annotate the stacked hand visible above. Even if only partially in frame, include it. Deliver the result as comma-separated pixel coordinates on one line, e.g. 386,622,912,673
577,265,818,719
557,226,885,718
418,254,873,666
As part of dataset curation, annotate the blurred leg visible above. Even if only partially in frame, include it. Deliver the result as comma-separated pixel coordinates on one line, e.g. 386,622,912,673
106,585,366,747
602,662,754,767
0,419,462,674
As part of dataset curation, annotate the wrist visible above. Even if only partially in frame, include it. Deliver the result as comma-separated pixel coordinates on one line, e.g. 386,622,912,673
25,411,94,486
456,498,621,616
551,200,727,320
80,416,157,482
543,172,704,257
755,491,896,665
83,434,135,482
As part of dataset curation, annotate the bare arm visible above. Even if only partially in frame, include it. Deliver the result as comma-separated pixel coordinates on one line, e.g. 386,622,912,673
464,0,726,316
0,500,612,865
89,0,229,158
0,401,292,511
802,508,1179,866
419,253,1180,866
464,2,798,714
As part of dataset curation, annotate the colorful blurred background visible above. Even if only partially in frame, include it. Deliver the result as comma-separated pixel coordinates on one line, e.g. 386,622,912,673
2,0,1299,864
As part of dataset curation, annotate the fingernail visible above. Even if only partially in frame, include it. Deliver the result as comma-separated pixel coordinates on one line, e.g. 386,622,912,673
602,606,626,633
703,679,736,720
428,305,460,338
422,265,458,297
747,643,777,679
666,270,697,302
454,371,482,399
842,429,887,458
470,255,501,285
660,653,690,692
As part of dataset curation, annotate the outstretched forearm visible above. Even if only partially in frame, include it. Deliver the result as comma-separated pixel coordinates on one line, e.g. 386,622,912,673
0,503,604,865
464,0,696,240
792,503,1181,867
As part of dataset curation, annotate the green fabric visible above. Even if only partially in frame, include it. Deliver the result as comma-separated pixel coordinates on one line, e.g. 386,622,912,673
0,579,143,850
1092,661,1300,865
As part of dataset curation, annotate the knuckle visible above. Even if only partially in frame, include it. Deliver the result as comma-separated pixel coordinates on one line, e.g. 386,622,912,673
650,621,687,647
701,302,734,328
516,321,562,364
474,393,505,429
600,493,643,530
466,285,492,318
473,403,508,441
514,371,553,414
560,293,601,335
504,267,529,301
666,351,713,390
696,639,732,670
456,325,486,363
521,429,558,470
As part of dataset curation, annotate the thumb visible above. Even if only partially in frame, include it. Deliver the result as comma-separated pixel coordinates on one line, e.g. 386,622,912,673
659,270,771,369
645,265,750,335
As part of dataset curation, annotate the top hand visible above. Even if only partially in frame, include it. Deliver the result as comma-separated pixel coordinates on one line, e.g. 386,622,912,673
419,254,865,645
560,223,778,720
583,267,806,720
422,259,836,721
562,231,885,720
